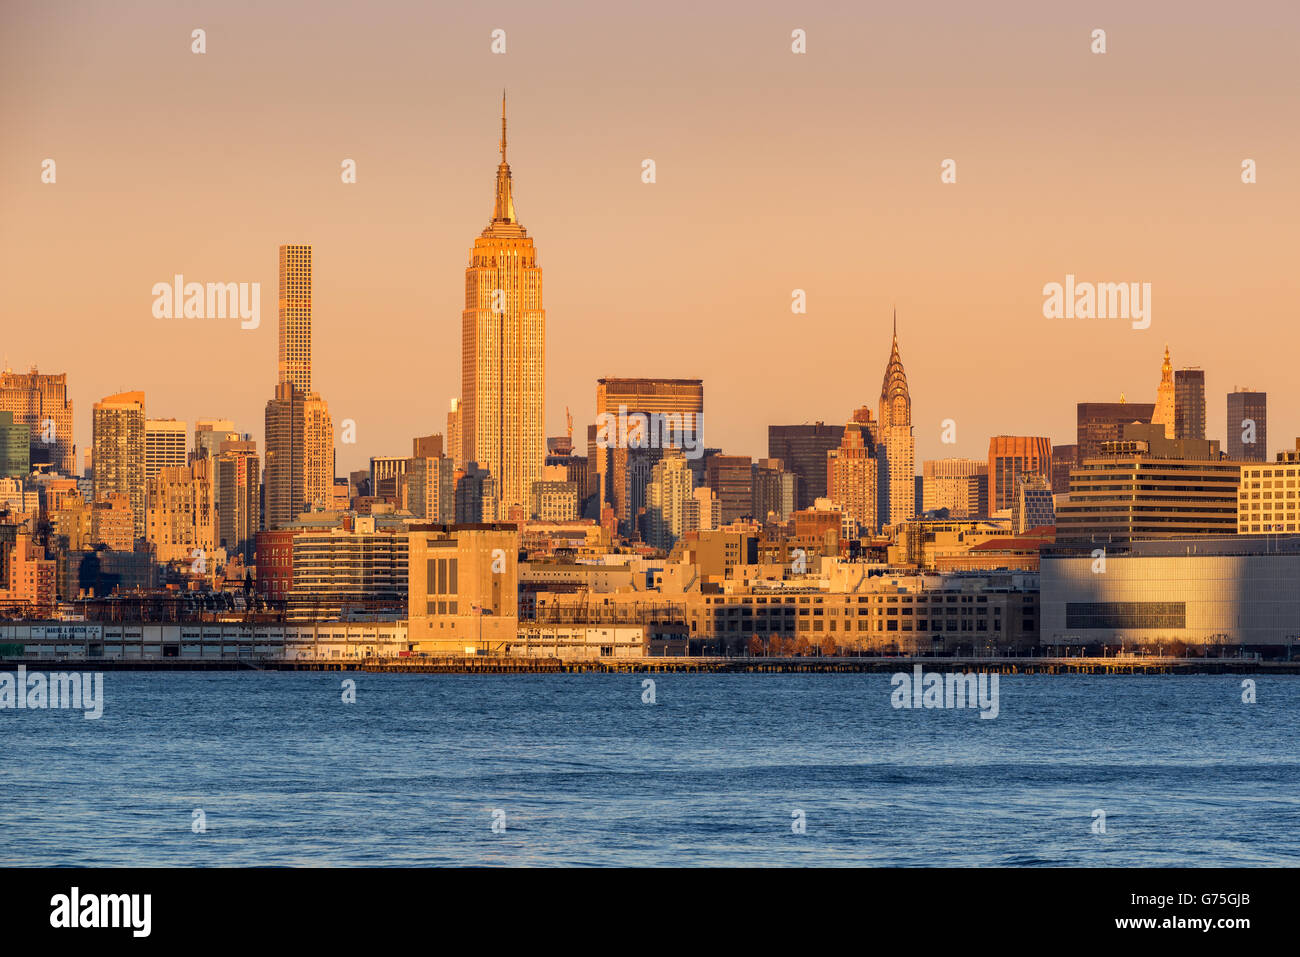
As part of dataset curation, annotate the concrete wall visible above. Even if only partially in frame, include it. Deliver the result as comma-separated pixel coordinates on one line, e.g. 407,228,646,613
1041,553,1300,646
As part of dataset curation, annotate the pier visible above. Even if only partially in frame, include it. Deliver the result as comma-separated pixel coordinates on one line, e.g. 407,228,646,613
3,654,1298,675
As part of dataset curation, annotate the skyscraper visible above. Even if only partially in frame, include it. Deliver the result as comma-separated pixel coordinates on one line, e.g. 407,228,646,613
1174,367,1206,441
1226,389,1267,462
988,435,1051,514
705,454,753,525
768,422,844,511
751,458,796,523
193,419,240,462
144,418,187,482
460,94,546,520
264,245,334,529
922,457,987,518
1077,401,1154,461
0,412,28,480
645,451,696,550
215,439,260,564
826,418,879,535
446,398,462,468
877,314,915,528
278,244,312,393
146,461,215,564
1151,346,1175,439
592,377,704,514
0,367,74,474
92,391,146,539
1011,473,1055,534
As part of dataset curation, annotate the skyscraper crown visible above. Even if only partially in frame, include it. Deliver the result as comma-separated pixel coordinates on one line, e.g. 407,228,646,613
878,310,911,428
485,91,526,238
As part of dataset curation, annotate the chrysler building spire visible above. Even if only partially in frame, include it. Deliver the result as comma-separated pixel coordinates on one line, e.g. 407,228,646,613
877,311,915,528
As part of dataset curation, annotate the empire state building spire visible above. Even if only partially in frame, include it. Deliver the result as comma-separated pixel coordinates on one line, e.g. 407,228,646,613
490,89,519,229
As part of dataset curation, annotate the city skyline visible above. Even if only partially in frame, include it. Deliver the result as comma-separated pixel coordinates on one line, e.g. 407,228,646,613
4,2,1298,475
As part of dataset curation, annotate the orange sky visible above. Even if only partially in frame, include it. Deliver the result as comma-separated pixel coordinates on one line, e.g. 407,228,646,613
2,0,1298,475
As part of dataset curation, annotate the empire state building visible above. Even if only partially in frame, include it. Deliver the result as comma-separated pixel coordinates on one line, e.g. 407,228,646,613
460,93,545,519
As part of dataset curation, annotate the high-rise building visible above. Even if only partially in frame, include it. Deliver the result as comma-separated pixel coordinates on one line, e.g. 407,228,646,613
412,434,443,460
988,436,1051,514
1151,346,1176,439
592,377,704,511
692,486,721,532
446,399,463,468
922,458,987,518
645,451,696,550
50,494,92,552
264,382,334,529
705,454,753,525
454,463,498,524
877,315,915,528
1055,423,1236,542
288,514,409,621
301,394,334,516
751,458,796,523
1174,368,1206,441
543,449,588,512
1226,389,1267,462
0,412,29,480
1237,442,1300,533
1050,444,1077,495
767,422,845,511
90,493,135,551
146,461,215,565
144,419,187,482
530,480,580,523
0,531,55,616
460,95,546,520
826,418,879,535
278,244,312,393
610,446,660,537
1011,474,1055,534
193,419,240,461
0,367,74,474
370,456,408,501
407,455,455,522
1077,401,1154,461
92,391,146,540
263,245,334,529
215,439,260,564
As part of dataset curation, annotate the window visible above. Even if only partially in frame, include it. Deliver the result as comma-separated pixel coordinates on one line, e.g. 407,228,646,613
1066,602,1185,629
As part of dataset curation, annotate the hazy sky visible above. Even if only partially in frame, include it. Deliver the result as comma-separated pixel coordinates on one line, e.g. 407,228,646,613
2,0,1298,475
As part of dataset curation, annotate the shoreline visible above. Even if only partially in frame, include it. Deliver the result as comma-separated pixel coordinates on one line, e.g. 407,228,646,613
2,655,1295,675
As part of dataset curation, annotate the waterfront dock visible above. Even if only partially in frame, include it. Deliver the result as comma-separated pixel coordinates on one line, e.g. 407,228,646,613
3,654,1298,675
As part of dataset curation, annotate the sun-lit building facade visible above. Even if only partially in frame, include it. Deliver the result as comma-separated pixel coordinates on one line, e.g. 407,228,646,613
461,95,545,520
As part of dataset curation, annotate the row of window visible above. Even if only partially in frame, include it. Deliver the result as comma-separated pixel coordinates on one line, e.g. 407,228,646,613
1065,602,1186,629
